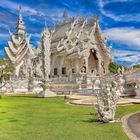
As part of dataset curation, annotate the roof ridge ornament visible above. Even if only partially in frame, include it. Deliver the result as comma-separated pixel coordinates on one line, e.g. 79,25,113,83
93,15,99,23
63,8,68,22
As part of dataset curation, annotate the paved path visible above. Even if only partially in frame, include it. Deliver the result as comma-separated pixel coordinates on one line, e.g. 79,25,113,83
122,112,140,140
128,113,140,139
58,95,140,106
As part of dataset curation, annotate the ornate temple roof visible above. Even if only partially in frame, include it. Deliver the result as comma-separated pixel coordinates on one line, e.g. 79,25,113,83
51,16,110,59
4,5,30,65
5,7,111,67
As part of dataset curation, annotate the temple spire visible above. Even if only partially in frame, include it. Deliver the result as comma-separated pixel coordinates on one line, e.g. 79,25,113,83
16,5,25,35
63,8,68,22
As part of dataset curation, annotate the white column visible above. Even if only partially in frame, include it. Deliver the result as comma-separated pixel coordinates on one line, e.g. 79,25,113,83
76,58,80,74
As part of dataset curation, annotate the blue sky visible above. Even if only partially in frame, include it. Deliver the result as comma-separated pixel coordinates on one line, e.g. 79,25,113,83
0,0,140,67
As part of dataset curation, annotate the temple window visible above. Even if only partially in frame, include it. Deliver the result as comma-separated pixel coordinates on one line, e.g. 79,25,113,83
81,66,86,73
54,68,58,75
62,67,66,75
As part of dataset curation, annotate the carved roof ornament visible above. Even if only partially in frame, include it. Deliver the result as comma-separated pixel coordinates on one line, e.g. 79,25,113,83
93,16,110,57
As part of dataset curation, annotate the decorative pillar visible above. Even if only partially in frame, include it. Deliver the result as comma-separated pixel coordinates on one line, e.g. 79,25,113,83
38,27,56,98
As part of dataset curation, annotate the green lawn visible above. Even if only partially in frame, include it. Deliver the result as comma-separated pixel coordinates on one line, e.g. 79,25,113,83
0,95,139,140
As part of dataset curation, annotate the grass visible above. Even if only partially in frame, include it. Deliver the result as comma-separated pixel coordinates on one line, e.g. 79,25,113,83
0,95,139,140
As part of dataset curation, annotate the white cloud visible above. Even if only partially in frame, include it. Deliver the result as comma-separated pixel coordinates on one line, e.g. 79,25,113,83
98,0,140,22
0,1,75,24
104,0,133,4
113,50,136,57
112,49,140,66
98,0,121,21
0,1,43,16
31,33,40,38
0,24,9,31
117,55,140,66
103,27,140,66
103,27,140,47
0,33,9,38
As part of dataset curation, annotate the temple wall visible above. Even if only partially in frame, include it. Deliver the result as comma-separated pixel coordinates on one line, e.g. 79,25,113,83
51,53,82,77
51,50,104,76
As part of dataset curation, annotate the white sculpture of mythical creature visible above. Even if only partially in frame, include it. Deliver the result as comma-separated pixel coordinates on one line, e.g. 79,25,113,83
38,27,56,97
94,75,125,123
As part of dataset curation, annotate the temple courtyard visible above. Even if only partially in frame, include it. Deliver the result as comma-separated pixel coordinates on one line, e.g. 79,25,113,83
0,94,139,140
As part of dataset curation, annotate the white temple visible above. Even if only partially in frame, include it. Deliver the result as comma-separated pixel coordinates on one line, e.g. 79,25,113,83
50,17,111,77
4,6,111,84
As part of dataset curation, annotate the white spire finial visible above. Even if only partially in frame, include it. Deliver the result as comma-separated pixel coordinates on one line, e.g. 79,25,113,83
19,5,22,15
63,8,68,18
16,4,25,34
63,8,68,22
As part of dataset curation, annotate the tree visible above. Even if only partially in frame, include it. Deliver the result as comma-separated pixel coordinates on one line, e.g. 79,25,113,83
0,59,13,97
0,59,13,81
109,62,126,74
131,65,140,69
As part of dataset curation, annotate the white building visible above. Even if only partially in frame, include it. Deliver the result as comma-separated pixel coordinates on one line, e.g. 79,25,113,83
5,6,111,81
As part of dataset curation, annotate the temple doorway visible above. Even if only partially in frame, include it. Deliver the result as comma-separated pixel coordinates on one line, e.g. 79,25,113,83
88,49,98,74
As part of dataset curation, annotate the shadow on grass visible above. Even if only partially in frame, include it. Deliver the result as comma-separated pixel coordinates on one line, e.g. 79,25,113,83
9,95,38,98
9,119,18,122
8,95,59,99
81,118,110,125
8,117,18,122
0,112,6,114
82,118,101,123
